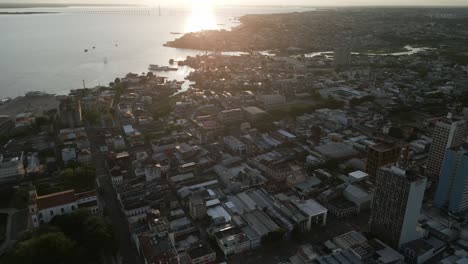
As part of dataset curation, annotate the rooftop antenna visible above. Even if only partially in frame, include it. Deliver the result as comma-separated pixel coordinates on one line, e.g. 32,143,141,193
82,80,86,89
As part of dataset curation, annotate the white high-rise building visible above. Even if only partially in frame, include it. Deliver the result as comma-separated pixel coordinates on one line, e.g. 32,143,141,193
434,145,468,212
370,166,427,248
426,117,467,182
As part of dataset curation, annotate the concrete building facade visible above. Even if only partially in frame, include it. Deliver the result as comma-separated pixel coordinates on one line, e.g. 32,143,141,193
366,142,402,178
434,145,468,212
426,118,466,182
370,166,426,248
189,195,207,220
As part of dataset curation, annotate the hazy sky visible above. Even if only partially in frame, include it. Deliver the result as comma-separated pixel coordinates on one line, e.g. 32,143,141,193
3,0,468,6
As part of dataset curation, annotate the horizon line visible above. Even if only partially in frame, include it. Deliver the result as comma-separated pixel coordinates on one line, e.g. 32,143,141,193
2,3,468,8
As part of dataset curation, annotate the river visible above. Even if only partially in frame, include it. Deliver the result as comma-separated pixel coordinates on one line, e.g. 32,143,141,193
0,5,315,99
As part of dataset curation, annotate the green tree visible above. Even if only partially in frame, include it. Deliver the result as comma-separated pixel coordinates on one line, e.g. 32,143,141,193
52,210,115,259
388,127,404,139
59,166,96,192
0,134,9,146
4,232,76,264
83,110,100,125
10,188,29,209
82,216,115,253
321,159,339,171
51,209,90,242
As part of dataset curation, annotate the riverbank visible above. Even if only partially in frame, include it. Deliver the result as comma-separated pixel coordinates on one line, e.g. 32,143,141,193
0,95,59,116
165,8,468,54
0,12,58,15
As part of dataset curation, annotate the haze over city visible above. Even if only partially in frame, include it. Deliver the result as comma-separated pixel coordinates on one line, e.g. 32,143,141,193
2,0,468,6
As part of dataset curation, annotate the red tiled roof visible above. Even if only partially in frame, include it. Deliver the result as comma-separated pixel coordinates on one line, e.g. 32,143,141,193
36,190,76,210
75,190,97,200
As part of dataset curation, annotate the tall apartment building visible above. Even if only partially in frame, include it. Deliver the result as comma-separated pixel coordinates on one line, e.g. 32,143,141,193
59,96,82,128
370,166,427,248
188,195,206,220
366,141,403,178
434,145,468,212
426,118,466,182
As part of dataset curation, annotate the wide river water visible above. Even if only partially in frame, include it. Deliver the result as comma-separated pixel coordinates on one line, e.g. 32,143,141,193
0,5,315,99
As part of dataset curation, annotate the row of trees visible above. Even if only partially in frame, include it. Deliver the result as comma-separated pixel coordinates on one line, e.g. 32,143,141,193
36,165,96,196
2,210,115,264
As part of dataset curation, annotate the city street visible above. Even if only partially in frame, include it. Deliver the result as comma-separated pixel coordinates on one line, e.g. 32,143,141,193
88,126,141,264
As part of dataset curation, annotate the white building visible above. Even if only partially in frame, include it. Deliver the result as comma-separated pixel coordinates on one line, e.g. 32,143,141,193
145,164,161,182
214,226,251,256
218,108,243,124
105,135,126,150
291,199,328,231
370,166,427,248
348,170,368,183
223,136,247,155
77,149,92,165
426,117,466,182
61,147,76,163
30,189,99,227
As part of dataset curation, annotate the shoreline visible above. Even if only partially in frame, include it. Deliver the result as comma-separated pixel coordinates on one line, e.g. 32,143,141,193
164,9,466,55
0,12,59,15
0,43,432,108
0,4,138,9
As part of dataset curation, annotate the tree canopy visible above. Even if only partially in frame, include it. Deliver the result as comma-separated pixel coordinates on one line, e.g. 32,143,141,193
3,210,115,264
3,232,76,264
59,166,96,192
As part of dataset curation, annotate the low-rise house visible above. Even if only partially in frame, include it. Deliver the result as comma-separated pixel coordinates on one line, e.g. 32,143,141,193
214,226,251,256
243,106,267,122
275,194,328,231
0,152,25,183
187,244,216,264
218,108,243,124
401,237,447,264
138,233,180,264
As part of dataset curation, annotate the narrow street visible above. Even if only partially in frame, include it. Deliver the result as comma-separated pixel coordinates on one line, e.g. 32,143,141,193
87,126,141,264
99,176,141,264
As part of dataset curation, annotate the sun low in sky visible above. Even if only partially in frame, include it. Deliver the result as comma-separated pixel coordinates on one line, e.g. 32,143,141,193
185,0,218,32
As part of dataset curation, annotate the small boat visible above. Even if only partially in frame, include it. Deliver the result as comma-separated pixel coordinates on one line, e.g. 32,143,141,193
84,49,88,52
170,32,183,35
92,46,96,49
0,97,12,104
